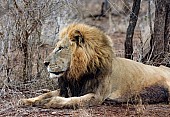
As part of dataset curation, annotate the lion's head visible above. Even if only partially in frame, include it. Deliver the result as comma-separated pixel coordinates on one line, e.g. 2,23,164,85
44,23,114,80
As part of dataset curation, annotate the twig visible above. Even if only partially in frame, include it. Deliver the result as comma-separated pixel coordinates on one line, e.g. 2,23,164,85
148,0,153,35
147,42,155,63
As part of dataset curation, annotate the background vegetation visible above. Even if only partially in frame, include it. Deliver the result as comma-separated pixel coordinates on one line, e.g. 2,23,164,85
0,0,170,116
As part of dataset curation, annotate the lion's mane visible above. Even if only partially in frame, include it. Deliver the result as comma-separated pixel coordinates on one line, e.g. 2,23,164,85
60,24,114,79
58,24,114,97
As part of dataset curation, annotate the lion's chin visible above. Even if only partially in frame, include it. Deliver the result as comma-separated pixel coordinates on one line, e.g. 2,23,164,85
49,71,65,78
49,73,63,78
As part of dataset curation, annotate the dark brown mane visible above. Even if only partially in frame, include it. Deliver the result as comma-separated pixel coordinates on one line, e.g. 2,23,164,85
59,68,101,97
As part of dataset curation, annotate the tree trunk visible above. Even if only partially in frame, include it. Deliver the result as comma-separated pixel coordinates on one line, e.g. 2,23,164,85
22,31,29,82
152,0,166,56
125,0,141,59
150,0,170,65
164,1,170,52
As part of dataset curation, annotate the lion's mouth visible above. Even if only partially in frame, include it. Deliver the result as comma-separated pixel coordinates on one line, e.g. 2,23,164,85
47,67,66,78
50,71,65,75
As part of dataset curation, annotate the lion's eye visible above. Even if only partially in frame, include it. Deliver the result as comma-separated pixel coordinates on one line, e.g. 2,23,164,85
58,46,63,51
55,46,63,54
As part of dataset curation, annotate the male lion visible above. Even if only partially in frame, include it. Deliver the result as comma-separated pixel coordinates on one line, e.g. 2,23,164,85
19,23,170,108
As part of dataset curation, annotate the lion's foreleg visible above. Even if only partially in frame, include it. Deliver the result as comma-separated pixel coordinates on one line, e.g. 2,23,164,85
19,90,60,106
42,93,103,109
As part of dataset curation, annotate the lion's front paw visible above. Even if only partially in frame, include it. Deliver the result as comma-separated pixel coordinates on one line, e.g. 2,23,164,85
18,99,34,107
34,98,51,108
18,98,52,108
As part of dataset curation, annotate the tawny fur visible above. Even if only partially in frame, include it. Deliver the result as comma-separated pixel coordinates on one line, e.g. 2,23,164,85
19,23,170,109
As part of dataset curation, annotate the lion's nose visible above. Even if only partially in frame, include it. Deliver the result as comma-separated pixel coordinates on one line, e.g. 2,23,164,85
44,61,50,67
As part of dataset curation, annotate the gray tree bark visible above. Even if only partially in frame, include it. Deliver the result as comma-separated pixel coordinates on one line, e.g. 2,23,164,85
149,0,170,65
125,0,141,59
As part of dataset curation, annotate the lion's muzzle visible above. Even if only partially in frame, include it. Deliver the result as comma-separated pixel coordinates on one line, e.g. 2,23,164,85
44,61,50,67
44,61,66,78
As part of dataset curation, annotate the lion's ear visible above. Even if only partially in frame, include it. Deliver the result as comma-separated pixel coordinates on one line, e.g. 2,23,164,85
72,30,84,44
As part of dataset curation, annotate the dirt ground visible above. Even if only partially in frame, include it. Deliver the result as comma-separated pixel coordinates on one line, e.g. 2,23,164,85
1,104,170,117
1,92,170,117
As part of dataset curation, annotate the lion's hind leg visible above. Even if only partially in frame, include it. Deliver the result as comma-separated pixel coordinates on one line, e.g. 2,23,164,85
160,70,170,104
158,76,170,104
18,90,60,107
165,81,170,103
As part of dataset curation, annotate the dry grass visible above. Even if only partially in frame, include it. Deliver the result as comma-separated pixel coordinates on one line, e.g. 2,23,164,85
1,90,170,117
